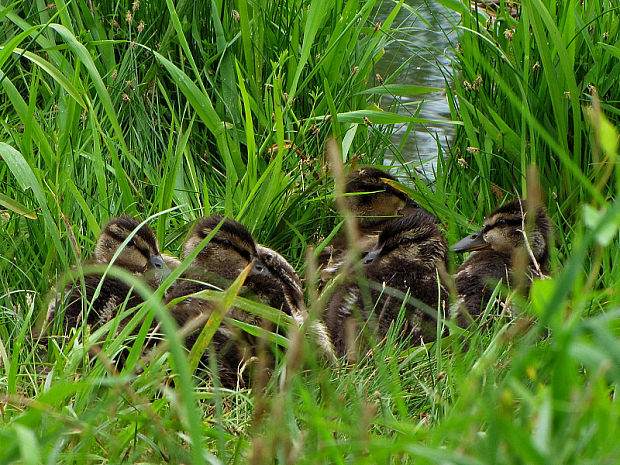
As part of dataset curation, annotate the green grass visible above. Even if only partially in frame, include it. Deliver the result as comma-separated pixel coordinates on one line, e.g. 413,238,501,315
0,0,619,463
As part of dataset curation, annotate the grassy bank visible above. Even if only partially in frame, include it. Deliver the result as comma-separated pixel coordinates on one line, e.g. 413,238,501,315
0,0,619,463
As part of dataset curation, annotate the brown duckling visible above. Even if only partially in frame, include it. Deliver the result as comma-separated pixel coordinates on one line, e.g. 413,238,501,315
166,216,287,387
255,245,305,322
257,245,335,360
320,166,427,282
452,200,551,319
324,210,449,358
165,216,265,326
54,216,166,333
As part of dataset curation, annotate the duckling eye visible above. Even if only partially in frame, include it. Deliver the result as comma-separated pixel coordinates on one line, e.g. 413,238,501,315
399,237,412,246
221,239,232,247
496,219,507,226
126,239,135,247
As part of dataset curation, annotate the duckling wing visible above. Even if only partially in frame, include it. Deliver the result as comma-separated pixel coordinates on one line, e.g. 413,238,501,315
454,250,512,318
367,263,448,343
60,275,142,332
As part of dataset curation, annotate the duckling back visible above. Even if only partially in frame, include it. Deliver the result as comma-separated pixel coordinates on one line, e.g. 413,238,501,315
257,245,336,361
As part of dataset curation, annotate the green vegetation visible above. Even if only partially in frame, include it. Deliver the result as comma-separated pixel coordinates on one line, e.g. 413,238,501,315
0,0,619,463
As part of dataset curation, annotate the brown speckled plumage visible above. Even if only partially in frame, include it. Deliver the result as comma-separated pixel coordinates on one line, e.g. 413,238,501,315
56,216,165,333
165,216,264,387
452,200,551,318
167,216,313,387
257,245,336,360
319,167,432,285
324,210,449,358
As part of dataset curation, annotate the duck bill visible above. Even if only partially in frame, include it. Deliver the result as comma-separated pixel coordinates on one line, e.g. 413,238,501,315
362,247,382,264
149,253,165,269
149,253,170,282
451,229,490,253
399,197,420,216
249,258,273,279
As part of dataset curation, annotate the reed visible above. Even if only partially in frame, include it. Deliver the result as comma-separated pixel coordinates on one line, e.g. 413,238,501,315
0,0,619,463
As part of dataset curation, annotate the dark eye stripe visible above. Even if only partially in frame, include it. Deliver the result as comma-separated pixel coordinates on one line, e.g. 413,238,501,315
106,230,130,245
124,242,152,261
379,243,397,256
481,218,520,235
107,229,156,258
414,232,432,243
486,218,522,230
235,247,252,262
135,229,159,252
211,237,252,262
211,237,233,248
138,247,152,258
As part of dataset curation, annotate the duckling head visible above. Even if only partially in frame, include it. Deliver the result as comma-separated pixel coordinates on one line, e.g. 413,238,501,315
183,215,266,280
94,216,165,274
452,200,550,265
344,167,420,230
256,244,336,360
362,210,448,267
256,245,304,315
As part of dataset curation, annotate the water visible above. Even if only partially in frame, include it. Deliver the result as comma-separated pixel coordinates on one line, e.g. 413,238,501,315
374,1,458,180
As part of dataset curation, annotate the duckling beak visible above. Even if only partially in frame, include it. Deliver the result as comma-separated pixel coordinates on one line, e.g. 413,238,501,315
149,253,165,270
399,197,420,216
249,258,273,278
451,229,490,253
362,247,381,264
149,253,170,280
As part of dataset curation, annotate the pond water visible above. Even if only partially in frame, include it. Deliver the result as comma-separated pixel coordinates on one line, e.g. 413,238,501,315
374,1,458,181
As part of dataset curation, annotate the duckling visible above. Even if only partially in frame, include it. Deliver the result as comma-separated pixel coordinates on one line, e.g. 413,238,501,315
165,215,266,327
320,167,427,283
255,245,304,320
54,216,166,333
324,210,449,358
451,200,551,319
165,216,280,387
257,245,336,360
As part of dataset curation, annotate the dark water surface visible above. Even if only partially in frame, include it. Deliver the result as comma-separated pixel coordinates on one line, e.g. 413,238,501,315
374,1,458,180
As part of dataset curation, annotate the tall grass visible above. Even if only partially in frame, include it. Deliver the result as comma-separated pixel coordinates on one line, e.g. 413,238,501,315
0,0,619,463
440,0,620,298
441,0,619,218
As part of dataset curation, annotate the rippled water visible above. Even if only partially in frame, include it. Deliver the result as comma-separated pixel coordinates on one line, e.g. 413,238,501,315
374,1,458,180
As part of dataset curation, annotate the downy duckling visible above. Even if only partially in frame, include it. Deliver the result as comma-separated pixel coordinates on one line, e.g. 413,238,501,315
324,210,449,358
320,167,426,283
256,245,305,323
54,216,166,332
165,216,281,387
257,245,336,361
451,200,551,319
165,215,266,328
